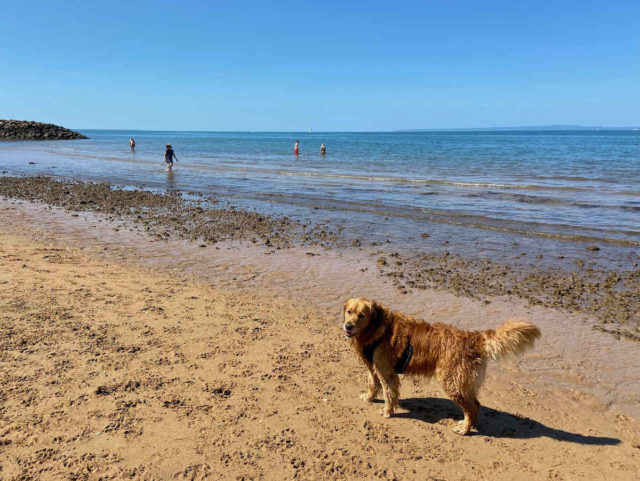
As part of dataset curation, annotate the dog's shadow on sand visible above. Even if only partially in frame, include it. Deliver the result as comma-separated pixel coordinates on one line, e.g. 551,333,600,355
396,397,620,445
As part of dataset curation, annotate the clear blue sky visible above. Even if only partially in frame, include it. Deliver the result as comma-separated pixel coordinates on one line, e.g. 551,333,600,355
2,1,639,131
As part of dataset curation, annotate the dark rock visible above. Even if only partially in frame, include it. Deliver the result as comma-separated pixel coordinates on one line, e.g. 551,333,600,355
0,119,87,140
95,385,112,395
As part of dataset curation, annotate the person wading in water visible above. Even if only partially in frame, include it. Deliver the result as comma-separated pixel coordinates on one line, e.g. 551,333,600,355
164,144,179,171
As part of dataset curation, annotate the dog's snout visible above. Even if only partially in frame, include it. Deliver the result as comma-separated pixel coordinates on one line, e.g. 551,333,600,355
344,322,354,331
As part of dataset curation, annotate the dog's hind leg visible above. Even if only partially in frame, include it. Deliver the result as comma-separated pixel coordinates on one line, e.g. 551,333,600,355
443,381,479,435
440,363,484,435
450,394,479,435
374,364,399,418
360,365,382,402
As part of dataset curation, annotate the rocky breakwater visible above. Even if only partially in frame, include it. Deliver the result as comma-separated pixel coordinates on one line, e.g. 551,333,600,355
0,119,87,140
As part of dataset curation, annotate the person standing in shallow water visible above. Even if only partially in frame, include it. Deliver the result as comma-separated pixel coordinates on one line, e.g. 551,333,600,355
320,143,326,155
129,138,135,151
294,140,299,156
164,144,179,171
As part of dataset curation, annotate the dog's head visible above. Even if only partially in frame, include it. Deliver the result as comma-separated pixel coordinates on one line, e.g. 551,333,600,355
343,297,381,339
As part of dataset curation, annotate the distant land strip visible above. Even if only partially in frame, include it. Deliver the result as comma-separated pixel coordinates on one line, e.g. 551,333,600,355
399,125,640,132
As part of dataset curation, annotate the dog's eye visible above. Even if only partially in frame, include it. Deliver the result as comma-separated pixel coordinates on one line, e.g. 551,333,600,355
346,310,352,314
358,313,364,318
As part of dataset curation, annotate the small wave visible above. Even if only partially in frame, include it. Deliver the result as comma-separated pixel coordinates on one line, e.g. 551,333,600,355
427,218,640,247
201,166,600,193
468,192,640,211
531,174,613,183
219,189,640,247
272,171,592,191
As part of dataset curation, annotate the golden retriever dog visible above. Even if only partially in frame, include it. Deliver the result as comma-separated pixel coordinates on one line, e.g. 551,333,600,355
343,297,540,435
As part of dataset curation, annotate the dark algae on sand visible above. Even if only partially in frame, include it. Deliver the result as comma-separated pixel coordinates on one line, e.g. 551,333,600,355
376,251,640,341
0,176,340,249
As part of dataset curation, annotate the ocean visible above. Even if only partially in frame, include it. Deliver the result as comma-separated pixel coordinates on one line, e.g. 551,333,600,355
1,130,639,269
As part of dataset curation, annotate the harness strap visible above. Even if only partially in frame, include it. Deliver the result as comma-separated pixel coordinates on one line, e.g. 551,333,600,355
362,336,384,364
394,344,413,374
362,335,413,374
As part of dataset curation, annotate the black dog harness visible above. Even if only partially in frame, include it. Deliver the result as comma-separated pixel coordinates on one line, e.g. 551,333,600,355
363,336,414,374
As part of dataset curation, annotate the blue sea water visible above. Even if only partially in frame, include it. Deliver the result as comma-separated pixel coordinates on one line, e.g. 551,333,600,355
1,130,639,268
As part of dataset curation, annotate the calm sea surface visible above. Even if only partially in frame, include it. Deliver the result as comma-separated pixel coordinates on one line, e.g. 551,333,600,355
1,130,639,268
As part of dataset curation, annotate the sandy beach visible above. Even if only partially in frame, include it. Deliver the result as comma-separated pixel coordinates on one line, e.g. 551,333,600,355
4,0,640,478
1,180,640,480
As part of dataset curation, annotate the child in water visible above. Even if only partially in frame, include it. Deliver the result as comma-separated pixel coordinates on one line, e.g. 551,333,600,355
320,143,326,155
164,144,179,171
294,140,299,156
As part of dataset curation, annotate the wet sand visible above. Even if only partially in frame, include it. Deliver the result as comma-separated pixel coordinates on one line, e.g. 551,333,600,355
1,177,640,479
2,195,640,416
1,176,638,339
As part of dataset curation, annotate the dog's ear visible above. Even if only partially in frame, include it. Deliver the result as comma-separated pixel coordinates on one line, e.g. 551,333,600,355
369,301,384,326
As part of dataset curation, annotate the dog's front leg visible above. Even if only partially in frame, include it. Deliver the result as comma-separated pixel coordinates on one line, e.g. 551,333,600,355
360,364,381,402
374,364,399,418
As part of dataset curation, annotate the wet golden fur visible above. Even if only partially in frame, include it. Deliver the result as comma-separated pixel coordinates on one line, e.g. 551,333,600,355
343,297,541,435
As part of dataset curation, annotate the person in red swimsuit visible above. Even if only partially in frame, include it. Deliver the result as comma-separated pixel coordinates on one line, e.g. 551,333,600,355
294,140,299,156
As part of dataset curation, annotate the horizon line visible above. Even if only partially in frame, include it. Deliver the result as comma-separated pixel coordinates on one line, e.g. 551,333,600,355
73,125,640,133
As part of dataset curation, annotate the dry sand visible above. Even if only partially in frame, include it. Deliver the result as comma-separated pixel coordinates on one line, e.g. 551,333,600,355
1,203,640,480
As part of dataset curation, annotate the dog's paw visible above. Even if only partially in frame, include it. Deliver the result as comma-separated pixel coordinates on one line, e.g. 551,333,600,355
453,421,471,436
380,408,394,418
360,393,375,402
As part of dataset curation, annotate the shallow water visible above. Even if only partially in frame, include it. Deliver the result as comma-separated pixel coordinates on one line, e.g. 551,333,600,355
1,130,639,268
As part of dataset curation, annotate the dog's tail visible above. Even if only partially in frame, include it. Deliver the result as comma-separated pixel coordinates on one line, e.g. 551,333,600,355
483,320,540,361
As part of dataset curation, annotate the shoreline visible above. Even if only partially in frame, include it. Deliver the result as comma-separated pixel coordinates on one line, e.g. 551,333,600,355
1,175,638,340
2,186,640,420
2,129,638,275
